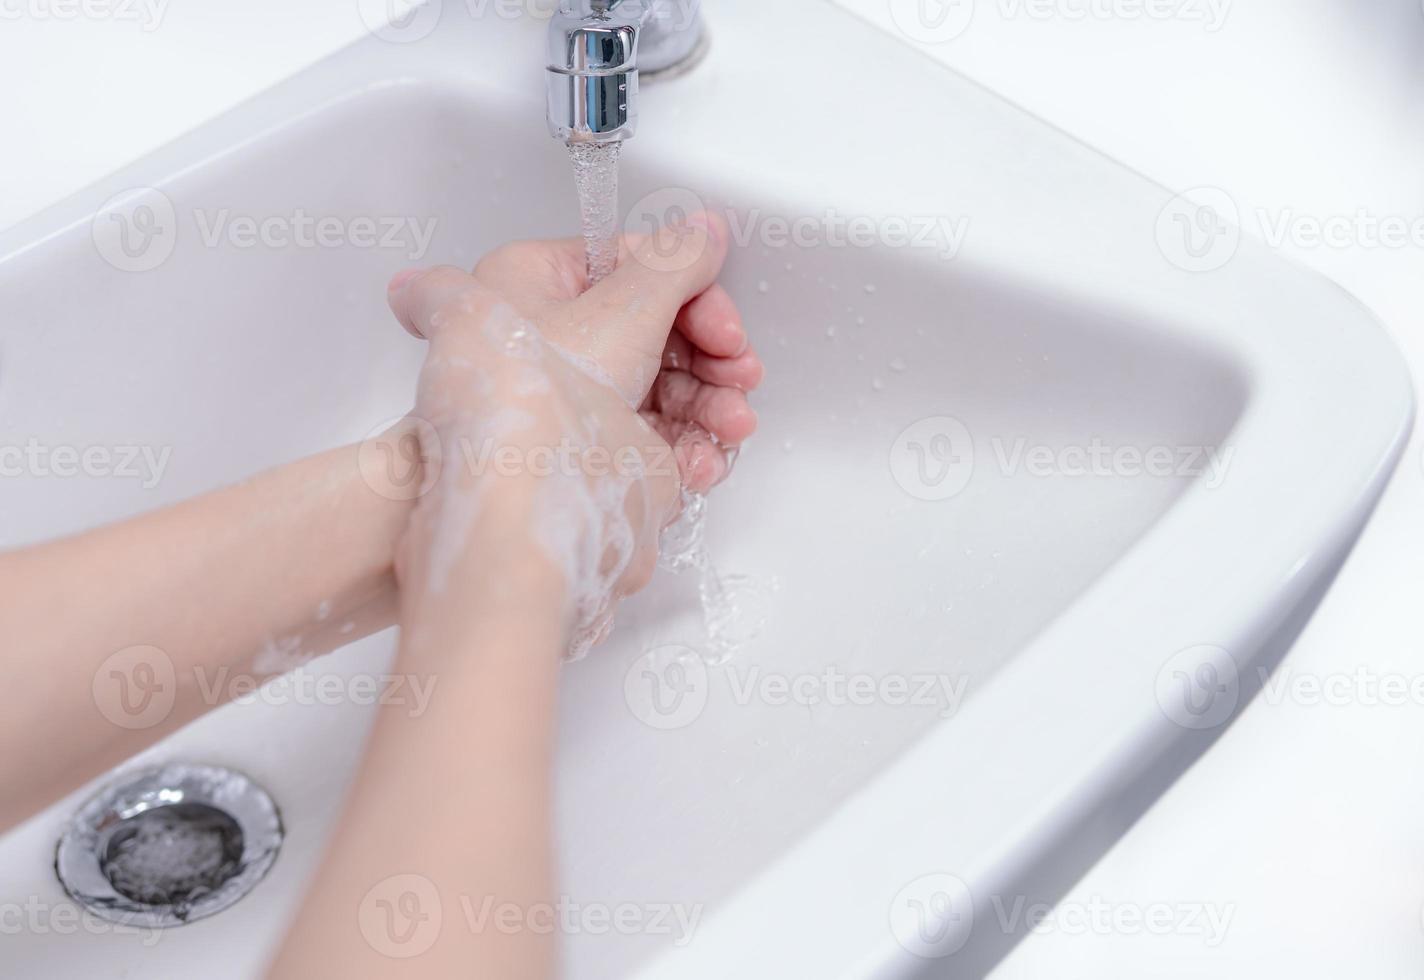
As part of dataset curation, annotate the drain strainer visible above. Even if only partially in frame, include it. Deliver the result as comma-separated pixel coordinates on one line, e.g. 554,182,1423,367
56,763,283,927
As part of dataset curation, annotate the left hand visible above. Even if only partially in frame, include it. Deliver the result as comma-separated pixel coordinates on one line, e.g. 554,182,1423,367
384,213,761,650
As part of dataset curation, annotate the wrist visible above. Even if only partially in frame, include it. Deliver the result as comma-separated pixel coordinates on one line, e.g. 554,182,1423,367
397,477,575,655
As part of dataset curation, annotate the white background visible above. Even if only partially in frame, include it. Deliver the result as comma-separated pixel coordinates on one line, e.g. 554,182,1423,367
3,0,1424,974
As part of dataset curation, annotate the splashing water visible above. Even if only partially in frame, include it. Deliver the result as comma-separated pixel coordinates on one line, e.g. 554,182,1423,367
567,140,622,284
658,430,776,666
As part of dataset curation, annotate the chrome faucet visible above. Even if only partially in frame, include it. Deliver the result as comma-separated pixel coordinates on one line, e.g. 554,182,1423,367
545,0,706,143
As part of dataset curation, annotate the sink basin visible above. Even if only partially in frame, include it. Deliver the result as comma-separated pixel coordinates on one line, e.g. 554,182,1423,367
0,2,1411,978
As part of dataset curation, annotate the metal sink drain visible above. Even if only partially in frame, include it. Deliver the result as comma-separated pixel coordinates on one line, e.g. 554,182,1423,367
56,763,283,927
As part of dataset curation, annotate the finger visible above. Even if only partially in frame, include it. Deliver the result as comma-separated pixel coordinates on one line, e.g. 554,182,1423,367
661,331,695,372
470,238,589,309
662,330,763,392
641,413,731,493
675,428,731,493
566,212,730,388
388,265,484,339
688,348,765,392
650,370,758,446
674,283,747,358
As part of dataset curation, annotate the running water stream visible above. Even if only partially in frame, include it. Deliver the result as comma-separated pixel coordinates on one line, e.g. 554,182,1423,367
658,472,776,666
566,142,770,662
567,141,623,284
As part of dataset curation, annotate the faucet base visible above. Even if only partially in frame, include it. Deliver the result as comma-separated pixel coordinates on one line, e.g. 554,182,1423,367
638,25,710,82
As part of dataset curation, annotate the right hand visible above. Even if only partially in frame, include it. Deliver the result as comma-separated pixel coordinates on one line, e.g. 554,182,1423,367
383,214,761,650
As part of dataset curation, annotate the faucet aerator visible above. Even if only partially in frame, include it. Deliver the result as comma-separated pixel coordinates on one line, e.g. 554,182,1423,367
545,0,705,144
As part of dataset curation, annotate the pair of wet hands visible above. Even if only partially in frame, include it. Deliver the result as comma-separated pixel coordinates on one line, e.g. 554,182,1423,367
383,216,763,647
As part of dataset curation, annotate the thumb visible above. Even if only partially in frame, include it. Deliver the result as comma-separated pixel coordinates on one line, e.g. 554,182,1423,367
564,211,729,397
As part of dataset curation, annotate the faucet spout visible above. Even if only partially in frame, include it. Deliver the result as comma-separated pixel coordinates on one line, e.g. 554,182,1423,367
545,0,704,144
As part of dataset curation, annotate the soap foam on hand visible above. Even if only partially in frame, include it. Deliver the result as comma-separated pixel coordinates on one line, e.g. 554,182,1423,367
407,294,661,662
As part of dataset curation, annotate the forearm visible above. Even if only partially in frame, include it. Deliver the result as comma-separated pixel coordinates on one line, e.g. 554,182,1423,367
268,541,570,980
0,434,414,830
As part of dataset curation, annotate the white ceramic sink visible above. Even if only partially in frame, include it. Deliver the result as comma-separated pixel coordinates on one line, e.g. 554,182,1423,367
0,2,1412,978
